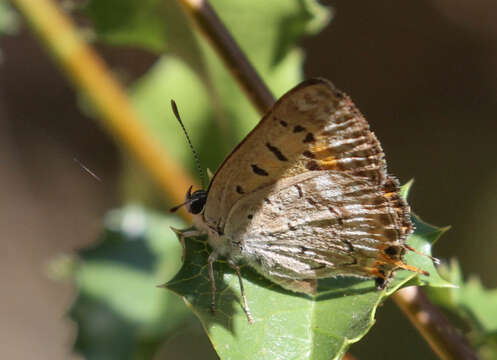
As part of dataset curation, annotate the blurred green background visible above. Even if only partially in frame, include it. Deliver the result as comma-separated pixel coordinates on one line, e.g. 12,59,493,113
1,0,496,359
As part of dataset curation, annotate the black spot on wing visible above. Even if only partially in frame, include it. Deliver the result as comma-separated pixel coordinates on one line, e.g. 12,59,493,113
279,120,288,127
294,184,303,198
302,150,315,159
384,246,400,258
375,276,386,290
236,185,244,194
306,161,321,171
303,132,316,143
327,206,344,225
293,125,306,133
306,197,317,207
344,240,354,252
266,142,288,161
251,164,269,176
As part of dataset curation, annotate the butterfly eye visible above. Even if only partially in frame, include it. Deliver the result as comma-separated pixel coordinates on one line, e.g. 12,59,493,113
186,189,208,215
169,186,208,214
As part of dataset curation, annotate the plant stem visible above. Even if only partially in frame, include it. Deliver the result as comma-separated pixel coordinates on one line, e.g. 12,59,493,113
393,287,477,360
178,0,274,115
177,1,478,359
10,0,196,219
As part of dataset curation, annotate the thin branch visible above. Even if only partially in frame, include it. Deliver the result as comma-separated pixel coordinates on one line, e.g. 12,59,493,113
177,1,478,359
10,0,196,220
393,287,477,360
178,0,275,114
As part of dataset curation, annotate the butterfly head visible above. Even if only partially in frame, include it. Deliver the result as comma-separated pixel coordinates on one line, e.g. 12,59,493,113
169,185,207,215
184,186,207,214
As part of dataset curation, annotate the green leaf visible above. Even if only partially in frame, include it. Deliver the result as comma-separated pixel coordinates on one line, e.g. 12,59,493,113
397,214,452,288
85,0,170,52
426,259,497,359
165,184,451,360
68,206,192,360
397,179,453,288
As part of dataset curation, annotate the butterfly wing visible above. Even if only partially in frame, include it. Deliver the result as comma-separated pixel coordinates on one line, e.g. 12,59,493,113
204,78,387,230
202,78,414,294
224,171,411,293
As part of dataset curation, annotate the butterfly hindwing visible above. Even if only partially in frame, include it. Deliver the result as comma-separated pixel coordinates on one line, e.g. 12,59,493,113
224,171,409,293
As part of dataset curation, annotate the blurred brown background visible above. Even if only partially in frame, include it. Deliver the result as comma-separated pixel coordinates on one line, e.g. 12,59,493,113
1,0,496,359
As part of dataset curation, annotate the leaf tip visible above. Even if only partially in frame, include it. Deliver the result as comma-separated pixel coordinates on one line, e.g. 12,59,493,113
400,179,415,200
440,225,452,234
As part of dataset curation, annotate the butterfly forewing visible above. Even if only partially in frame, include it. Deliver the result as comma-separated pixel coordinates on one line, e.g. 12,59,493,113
205,78,387,228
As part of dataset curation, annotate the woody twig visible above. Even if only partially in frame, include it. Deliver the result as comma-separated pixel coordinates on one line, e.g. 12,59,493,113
393,286,476,360
177,0,274,114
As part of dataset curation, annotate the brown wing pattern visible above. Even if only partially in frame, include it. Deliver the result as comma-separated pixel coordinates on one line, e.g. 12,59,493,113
224,171,413,292
204,78,388,230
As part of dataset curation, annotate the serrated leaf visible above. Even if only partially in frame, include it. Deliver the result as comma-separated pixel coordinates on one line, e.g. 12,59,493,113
398,180,453,288
68,206,191,360
165,184,450,360
426,259,497,359
398,214,452,288
398,178,414,199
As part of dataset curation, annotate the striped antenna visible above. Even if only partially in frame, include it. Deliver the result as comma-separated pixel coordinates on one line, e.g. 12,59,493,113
171,100,206,189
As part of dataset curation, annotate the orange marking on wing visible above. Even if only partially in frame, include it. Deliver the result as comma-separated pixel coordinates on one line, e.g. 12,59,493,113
365,267,386,279
319,158,338,170
309,143,339,169
373,270,386,278
310,143,336,159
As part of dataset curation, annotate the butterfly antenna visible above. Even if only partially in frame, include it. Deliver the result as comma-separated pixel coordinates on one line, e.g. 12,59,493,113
171,100,206,189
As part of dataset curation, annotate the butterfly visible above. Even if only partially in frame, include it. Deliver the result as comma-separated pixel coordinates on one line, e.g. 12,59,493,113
171,78,426,323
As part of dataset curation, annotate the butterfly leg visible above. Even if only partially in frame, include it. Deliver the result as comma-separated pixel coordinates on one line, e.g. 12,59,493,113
207,251,218,316
228,260,254,324
171,226,205,260
170,226,204,246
